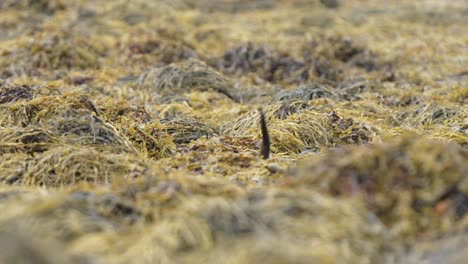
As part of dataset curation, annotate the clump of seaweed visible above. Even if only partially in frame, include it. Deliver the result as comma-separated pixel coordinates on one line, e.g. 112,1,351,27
127,38,198,67
153,135,269,182
0,81,35,104
0,0,466,262
291,135,468,238
303,34,366,65
136,58,238,102
395,103,467,145
222,101,373,154
1,29,107,76
0,153,30,184
0,127,54,154
337,78,384,95
183,0,275,13
103,99,153,125
0,227,76,264
121,122,176,159
327,111,372,145
320,0,341,9
215,42,305,84
102,104,175,159
301,33,393,82
17,145,149,187
214,41,348,85
274,83,357,102
214,37,390,86
0,0,67,14
0,92,135,153
119,188,394,263
160,117,218,144
402,103,459,126
0,187,144,248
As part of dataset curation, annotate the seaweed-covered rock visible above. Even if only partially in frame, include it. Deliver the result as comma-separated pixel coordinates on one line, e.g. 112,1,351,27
320,0,341,9
0,93,134,153
160,117,218,144
0,188,143,243
104,101,153,125
0,0,67,14
216,42,304,83
1,30,107,76
274,83,356,102
338,78,382,94
308,34,365,63
0,0,465,262
395,103,467,145
137,59,238,102
123,122,176,159
217,39,387,85
215,42,335,85
101,101,176,159
221,101,373,153
300,33,391,81
0,81,35,104
127,39,198,67
119,188,394,263
0,153,30,185
0,228,75,264
0,127,54,154
402,230,468,264
184,0,275,13
404,104,458,125
274,84,335,101
292,135,468,237
16,146,150,186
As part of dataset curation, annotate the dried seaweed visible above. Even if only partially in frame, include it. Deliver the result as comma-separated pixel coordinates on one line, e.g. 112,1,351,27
127,39,198,67
16,146,149,187
160,117,218,144
292,135,468,238
0,81,35,104
1,29,106,76
136,59,238,102
222,101,373,153
0,0,466,263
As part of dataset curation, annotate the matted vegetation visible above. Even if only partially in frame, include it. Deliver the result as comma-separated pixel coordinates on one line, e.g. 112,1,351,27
0,0,467,263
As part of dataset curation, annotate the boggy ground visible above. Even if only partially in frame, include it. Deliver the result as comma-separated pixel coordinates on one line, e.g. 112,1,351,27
0,0,467,263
